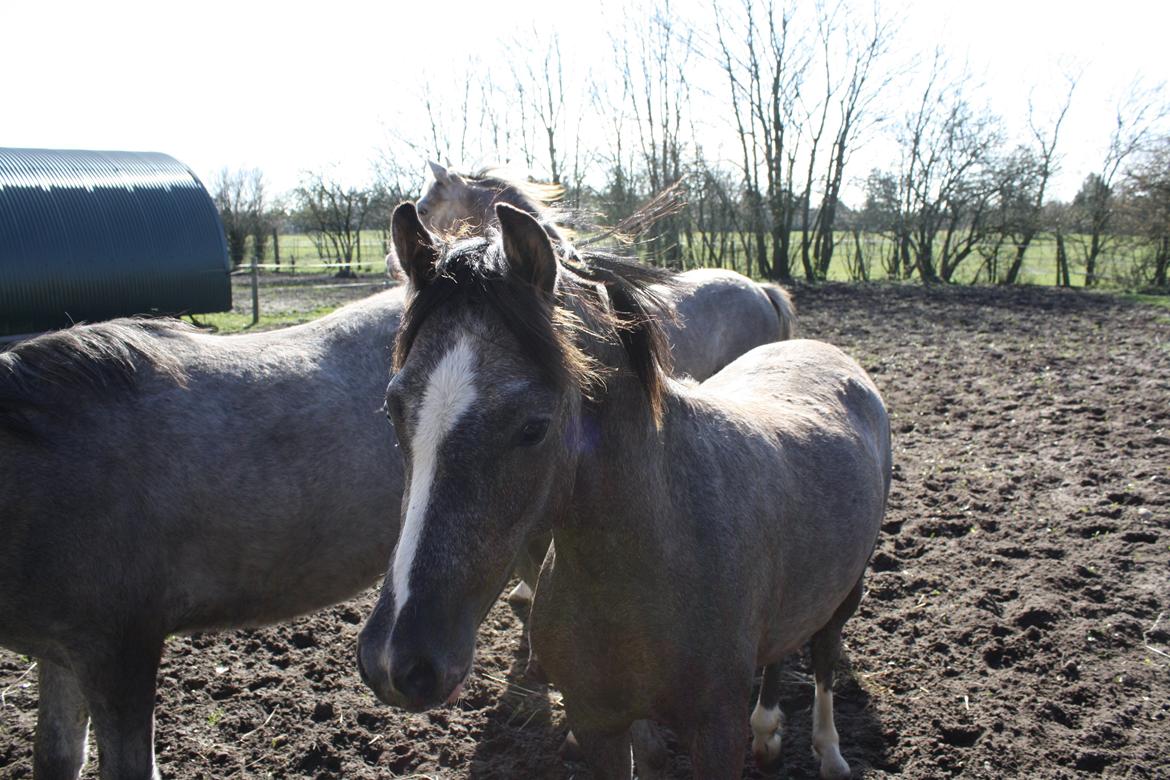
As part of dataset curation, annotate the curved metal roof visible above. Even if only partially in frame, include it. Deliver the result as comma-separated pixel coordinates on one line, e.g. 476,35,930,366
0,148,231,335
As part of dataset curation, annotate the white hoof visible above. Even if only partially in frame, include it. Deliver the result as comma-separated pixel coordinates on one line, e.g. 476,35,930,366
506,581,533,608
814,742,850,779
753,730,783,767
750,703,783,767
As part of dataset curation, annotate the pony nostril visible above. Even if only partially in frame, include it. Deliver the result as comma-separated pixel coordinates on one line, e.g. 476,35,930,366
393,656,438,705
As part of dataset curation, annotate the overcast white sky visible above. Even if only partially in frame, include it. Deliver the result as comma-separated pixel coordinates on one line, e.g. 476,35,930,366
2,0,1167,204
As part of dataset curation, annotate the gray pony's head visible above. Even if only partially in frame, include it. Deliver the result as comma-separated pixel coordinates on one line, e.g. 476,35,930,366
415,161,564,238
356,201,670,711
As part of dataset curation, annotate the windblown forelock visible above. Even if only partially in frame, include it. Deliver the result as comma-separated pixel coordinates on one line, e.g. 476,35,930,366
464,169,565,208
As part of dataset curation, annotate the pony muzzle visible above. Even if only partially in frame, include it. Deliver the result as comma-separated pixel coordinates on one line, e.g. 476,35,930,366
356,616,474,712
355,629,405,709
391,651,471,711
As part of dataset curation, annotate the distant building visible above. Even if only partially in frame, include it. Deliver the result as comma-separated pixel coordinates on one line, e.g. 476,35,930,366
0,148,231,336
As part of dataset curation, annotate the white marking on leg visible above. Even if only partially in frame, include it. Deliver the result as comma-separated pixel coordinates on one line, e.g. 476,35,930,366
392,336,479,618
750,701,783,765
507,581,534,606
812,680,850,780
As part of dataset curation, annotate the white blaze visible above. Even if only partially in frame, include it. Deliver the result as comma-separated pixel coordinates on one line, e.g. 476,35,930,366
393,336,479,617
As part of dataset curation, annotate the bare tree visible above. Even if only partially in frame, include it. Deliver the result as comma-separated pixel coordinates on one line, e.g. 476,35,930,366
714,0,808,281
795,1,842,280
512,34,568,185
243,170,278,267
294,171,384,278
1119,135,1170,287
813,1,894,279
688,146,749,270
617,1,692,266
996,77,1077,284
370,152,426,255
590,71,641,228
894,57,1002,282
858,169,900,278
1071,81,1168,285
213,168,267,269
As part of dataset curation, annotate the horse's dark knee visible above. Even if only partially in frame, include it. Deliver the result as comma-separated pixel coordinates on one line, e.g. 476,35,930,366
812,574,866,683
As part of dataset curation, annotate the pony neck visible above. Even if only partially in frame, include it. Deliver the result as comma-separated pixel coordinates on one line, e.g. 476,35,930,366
557,373,677,558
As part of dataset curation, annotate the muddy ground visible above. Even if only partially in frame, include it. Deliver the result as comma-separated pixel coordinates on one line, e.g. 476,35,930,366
2,282,1168,778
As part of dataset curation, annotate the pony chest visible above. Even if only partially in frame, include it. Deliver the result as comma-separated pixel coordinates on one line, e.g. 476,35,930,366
530,567,718,720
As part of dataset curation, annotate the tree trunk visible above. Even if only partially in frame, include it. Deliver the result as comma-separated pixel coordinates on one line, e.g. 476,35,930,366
1155,235,1169,288
1085,230,1102,287
754,228,767,280
1003,231,1035,286
852,228,867,281
777,228,792,282
800,218,815,281
917,233,940,283
1055,231,1070,287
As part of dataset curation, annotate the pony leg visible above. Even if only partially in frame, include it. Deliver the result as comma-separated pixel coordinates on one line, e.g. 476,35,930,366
508,532,552,612
568,724,633,780
749,663,785,768
77,639,164,780
630,720,669,779
506,580,534,609
33,659,90,780
809,576,864,780
688,714,748,779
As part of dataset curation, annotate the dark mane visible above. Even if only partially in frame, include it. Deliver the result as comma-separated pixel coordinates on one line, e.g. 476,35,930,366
393,237,675,422
0,318,191,433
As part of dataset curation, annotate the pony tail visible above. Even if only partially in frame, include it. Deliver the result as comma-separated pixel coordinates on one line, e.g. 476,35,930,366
760,283,797,340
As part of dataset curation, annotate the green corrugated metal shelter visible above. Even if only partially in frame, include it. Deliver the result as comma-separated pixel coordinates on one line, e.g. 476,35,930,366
0,148,231,336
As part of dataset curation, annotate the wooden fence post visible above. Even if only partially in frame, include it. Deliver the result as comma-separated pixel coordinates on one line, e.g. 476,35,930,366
251,252,260,325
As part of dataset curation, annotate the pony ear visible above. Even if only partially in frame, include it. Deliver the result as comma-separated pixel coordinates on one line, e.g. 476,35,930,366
391,202,439,291
427,160,451,186
496,203,557,296
384,248,405,282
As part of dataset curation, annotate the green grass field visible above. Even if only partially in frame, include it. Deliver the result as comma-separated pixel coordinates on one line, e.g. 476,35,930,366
670,232,1155,288
204,237,1165,335
236,229,1161,290
242,232,390,275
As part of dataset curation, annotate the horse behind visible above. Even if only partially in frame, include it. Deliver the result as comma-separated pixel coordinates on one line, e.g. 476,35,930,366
358,203,891,778
414,161,796,379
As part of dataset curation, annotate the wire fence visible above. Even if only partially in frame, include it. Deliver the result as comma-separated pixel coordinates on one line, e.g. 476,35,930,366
231,233,390,276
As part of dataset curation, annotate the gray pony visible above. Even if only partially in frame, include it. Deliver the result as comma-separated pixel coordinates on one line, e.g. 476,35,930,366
358,203,891,778
0,210,795,777
0,294,406,779
411,162,798,609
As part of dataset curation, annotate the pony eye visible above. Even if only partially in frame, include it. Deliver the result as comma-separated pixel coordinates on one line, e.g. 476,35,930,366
384,393,405,424
514,419,550,447
418,206,429,217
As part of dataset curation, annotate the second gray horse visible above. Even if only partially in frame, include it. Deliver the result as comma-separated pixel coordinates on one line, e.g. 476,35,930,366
415,161,796,379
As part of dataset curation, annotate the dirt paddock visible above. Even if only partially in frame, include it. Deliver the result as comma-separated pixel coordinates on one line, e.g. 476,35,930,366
2,282,1168,778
